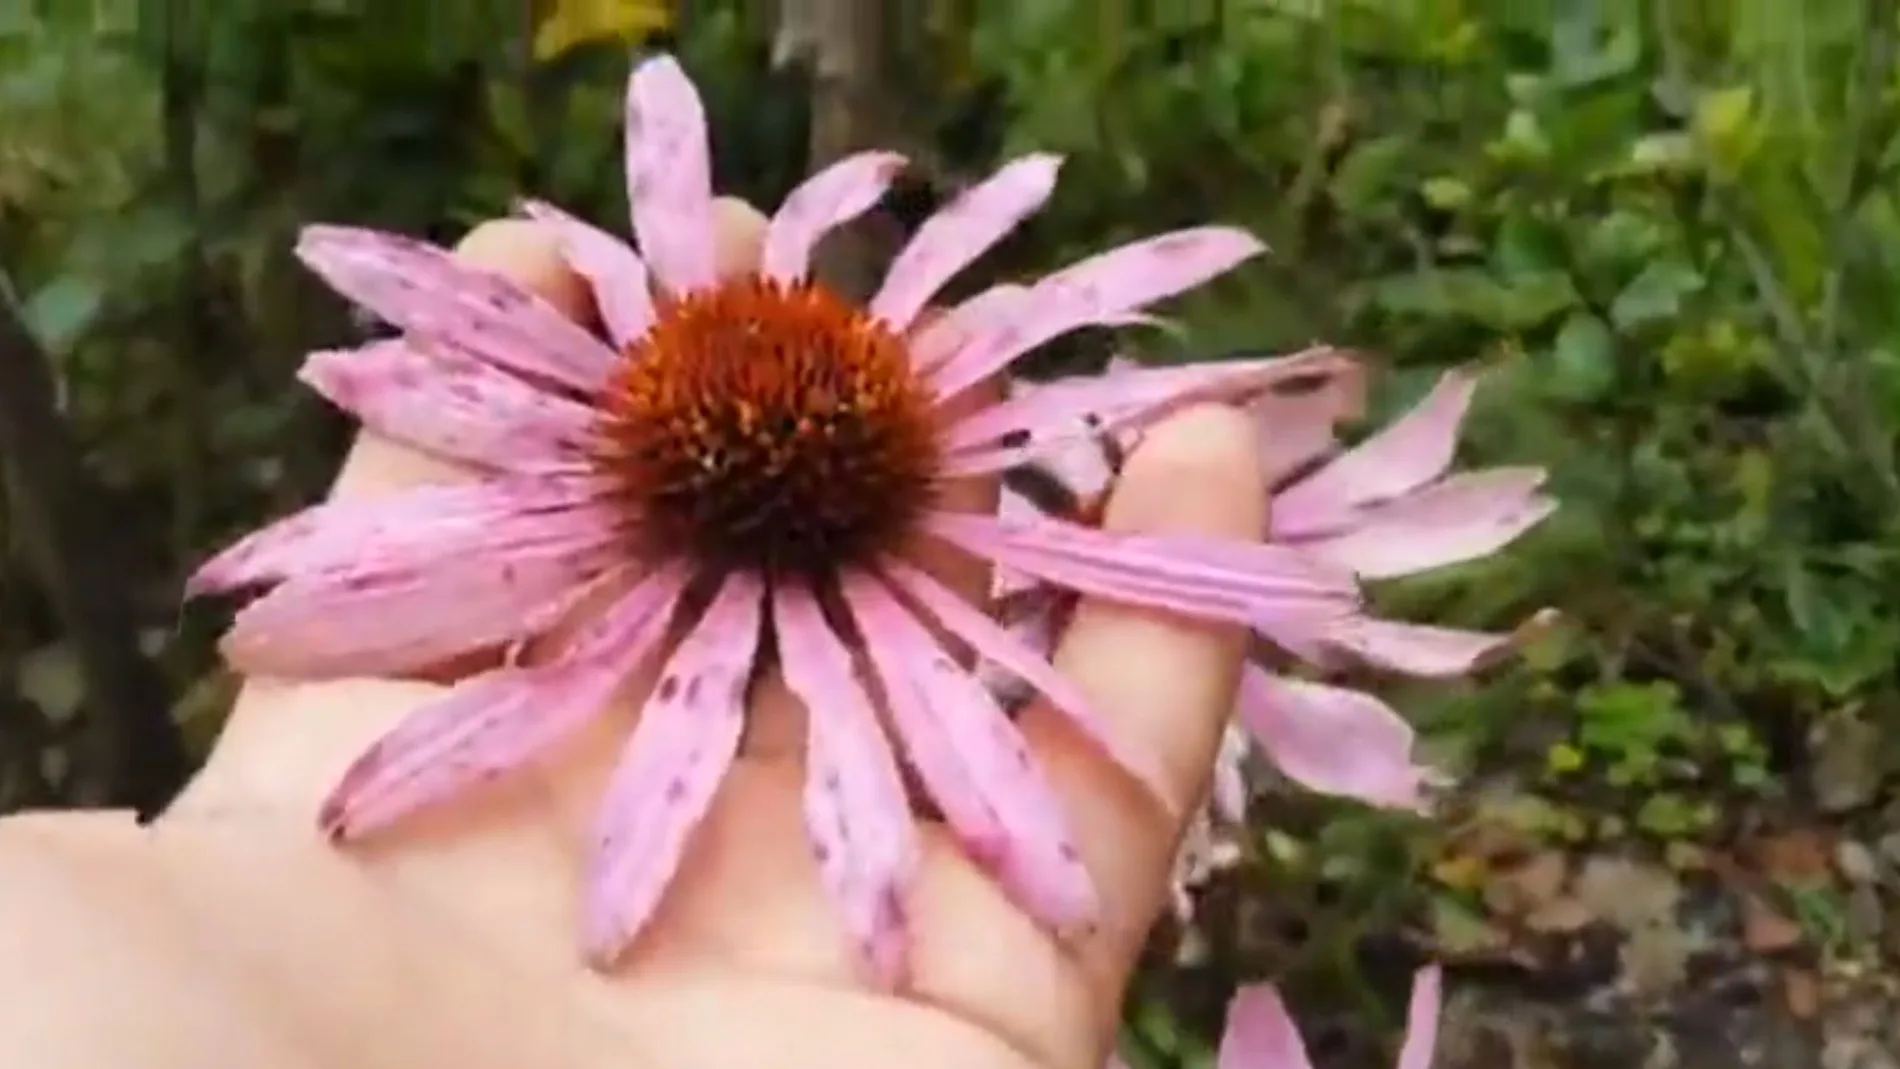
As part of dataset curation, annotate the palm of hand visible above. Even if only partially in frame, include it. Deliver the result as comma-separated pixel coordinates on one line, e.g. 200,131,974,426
0,204,1262,1069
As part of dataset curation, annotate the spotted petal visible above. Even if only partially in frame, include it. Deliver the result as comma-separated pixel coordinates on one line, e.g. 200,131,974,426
763,151,907,284
624,55,718,295
1236,667,1428,810
772,582,918,985
218,489,621,678
1294,469,1554,580
584,574,763,965
1272,367,1480,533
295,225,618,393
871,154,1062,332
843,573,1096,933
927,511,1358,630
928,226,1268,401
320,565,686,839
299,339,594,471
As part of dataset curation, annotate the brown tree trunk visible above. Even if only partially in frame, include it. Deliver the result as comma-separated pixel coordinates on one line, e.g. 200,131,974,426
780,0,907,299
0,293,188,817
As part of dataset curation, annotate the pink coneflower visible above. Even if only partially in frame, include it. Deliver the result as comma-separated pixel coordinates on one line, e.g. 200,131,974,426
189,55,1365,982
997,358,1554,820
1213,966,1441,1069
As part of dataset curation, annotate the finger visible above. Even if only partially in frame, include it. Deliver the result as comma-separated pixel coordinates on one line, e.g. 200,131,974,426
329,203,766,502
185,202,770,810
325,218,593,502
1015,404,1265,1006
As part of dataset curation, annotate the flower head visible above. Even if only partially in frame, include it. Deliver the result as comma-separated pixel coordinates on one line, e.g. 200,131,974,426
191,55,1363,982
995,357,1554,883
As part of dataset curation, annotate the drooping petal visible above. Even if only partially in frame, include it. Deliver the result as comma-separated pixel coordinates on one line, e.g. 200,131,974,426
624,55,718,295
909,284,1032,373
318,565,686,839
1235,667,1428,810
1218,983,1314,1069
929,227,1269,402
298,340,595,471
295,226,618,393
1396,967,1444,1069
1271,367,1479,530
518,199,655,348
219,493,623,678
1256,359,1369,487
870,154,1062,332
926,511,1358,630
945,347,1350,464
842,573,1097,933
584,573,764,965
771,582,918,985
190,475,604,596
762,151,907,284
880,559,1156,792
1321,617,1517,678
1293,470,1554,579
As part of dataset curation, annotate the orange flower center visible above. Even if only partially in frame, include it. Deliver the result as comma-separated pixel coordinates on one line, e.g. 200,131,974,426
595,277,941,578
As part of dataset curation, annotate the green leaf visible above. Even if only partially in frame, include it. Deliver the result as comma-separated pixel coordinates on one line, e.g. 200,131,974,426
1367,267,1577,331
1609,260,1703,329
1548,310,1617,402
21,275,105,353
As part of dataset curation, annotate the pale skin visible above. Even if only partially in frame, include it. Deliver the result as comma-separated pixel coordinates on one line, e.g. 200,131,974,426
0,199,1267,1069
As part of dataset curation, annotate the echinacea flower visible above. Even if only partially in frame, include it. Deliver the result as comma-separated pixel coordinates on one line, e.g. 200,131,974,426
996,357,1554,823
189,54,1369,982
1213,966,1441,1069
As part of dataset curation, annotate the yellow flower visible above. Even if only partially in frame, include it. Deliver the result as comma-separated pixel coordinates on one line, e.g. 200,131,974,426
533,0,673,62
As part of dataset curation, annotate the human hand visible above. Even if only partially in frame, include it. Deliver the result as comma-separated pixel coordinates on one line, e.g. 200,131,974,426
0,199,1266,1069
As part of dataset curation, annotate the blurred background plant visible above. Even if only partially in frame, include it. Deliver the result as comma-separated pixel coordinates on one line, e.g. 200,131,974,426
4,1,1900,1065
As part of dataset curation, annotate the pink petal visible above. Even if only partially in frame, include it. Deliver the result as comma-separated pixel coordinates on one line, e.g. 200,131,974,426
1396,967,1444,1069
870,154,1062,332
299,339,594,471
928,227,1269,402
1322,617,1516,678
1218,983,1314,1069
1256,360,1369,487
319,565,686,838
584,573,764,965
909,284,1032,373
926,511,1358,631
1272,367,1480,532
1235,667,1428,810
945,347,1350,466
295,226,617,393
880,558,1159,794
762,151,907,283
518,199,655,348
191,475,601,595
771,582,918,986
842,572,1097,934
219,494,622,678
624,55,717,295
1294,469,1554,580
